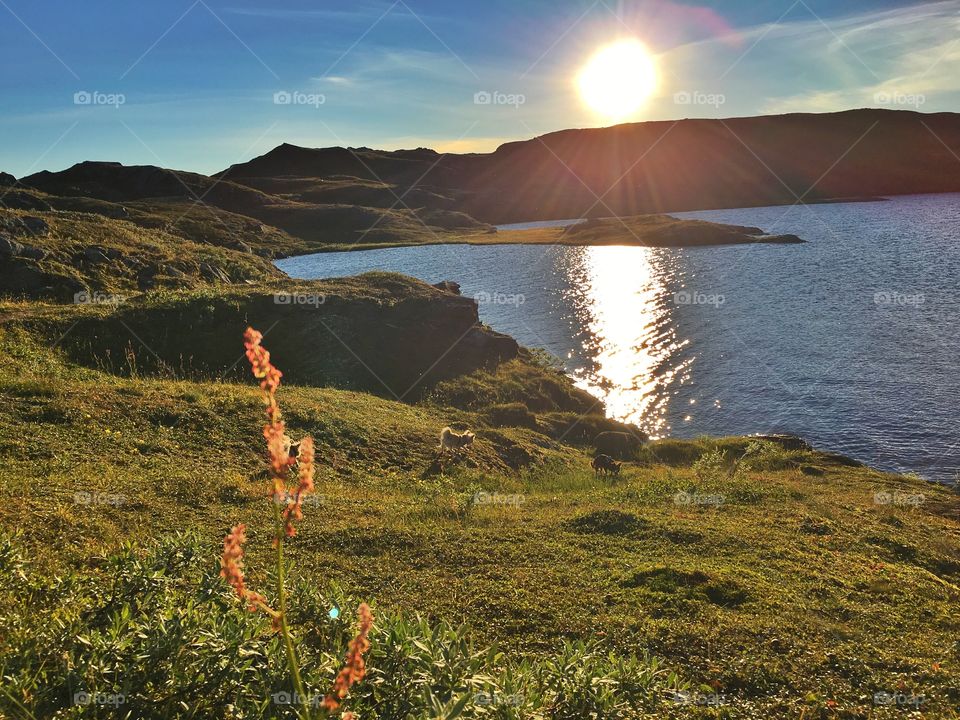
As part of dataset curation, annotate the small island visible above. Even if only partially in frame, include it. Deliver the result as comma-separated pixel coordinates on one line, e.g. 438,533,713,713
485,214,805,248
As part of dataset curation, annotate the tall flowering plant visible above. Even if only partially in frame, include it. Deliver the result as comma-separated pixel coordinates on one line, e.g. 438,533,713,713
220,327,372,718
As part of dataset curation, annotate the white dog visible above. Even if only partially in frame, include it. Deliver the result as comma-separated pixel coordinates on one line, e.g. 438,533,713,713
439,426,475,452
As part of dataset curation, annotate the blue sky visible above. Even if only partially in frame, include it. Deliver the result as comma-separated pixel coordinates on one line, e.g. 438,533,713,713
1,0,958,177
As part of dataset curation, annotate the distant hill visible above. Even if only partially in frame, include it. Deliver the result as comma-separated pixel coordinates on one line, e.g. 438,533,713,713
17,160,491,251
10,109,960,249
220,109,960,223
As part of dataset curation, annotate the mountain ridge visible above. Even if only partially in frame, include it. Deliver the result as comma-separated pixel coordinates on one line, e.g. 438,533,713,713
8,108,960,246
216,108,960,223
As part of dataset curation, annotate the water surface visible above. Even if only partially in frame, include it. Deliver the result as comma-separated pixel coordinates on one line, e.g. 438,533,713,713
277,194,960,481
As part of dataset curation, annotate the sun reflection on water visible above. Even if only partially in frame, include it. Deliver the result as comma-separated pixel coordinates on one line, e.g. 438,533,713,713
560,246,690,437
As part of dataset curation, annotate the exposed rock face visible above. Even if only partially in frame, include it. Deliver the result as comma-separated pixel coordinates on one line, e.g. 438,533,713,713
1,216,50,237
432,280,461,295
57,275,520,398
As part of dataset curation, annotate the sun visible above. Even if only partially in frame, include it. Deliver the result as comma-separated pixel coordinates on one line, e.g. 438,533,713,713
577,39,658,122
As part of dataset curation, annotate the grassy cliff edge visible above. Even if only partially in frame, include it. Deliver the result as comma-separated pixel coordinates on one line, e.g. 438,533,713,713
0,276,957,718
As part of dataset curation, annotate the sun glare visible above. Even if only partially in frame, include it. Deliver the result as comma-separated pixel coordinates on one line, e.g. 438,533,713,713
577,39,658,122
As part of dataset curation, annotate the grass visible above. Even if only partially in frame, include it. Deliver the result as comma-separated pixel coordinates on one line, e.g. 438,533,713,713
0,301,958,718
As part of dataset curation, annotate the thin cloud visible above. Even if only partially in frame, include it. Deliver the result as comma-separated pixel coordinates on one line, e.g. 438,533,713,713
652,0,960,118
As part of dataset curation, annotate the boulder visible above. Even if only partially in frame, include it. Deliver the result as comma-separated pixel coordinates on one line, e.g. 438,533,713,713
593,431,643,460
83,246,112,264
20,216,50,236
18,246,47,260
0,235,24,258
161,264,187,278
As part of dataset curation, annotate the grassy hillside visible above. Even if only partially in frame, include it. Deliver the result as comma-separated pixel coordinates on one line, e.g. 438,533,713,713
14,161,491,254
1,286,958,719
0,200,286,299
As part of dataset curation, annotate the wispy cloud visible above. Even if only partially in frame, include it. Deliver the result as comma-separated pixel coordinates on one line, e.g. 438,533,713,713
649,0,960,119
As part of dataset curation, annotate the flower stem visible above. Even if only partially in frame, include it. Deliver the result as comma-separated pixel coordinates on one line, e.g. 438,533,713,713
273,501,310,719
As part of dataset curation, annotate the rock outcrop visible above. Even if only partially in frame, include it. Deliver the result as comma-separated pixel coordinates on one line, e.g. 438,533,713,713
54,273,519,398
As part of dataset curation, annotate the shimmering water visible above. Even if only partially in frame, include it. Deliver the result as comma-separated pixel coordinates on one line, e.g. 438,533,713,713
277,193,960,481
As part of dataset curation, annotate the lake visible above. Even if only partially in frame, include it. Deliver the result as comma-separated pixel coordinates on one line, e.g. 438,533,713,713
277,193,960,482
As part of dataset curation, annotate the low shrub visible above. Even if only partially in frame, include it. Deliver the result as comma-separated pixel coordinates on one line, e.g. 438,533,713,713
0,533,686,719
539,412,645,445
429,358,597,414
481,402,538,429
636,439,704,467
